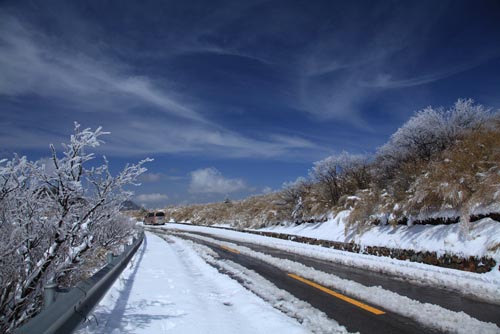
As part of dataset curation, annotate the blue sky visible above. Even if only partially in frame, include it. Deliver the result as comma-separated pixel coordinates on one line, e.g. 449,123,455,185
1,0,499,207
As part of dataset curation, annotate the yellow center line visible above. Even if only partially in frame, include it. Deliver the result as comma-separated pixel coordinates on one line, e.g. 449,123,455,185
220,245,240,254
287,273,386,315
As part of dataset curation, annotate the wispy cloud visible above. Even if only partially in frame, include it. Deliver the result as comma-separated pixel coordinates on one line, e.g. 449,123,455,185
135,193,168,202
0,14,204,123
0,13,318,159
360,57,499,89
138,173,163,183
138,172,186,183
189,168,246,194
290,2,499,125
96,119,321,158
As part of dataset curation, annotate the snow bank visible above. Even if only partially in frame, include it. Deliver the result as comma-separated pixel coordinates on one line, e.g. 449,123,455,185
176,237,351,334
259,211,500,261
159,224,500,302
77,232,310,334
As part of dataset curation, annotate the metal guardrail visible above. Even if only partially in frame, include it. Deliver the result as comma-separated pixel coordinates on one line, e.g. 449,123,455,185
15,231,145,334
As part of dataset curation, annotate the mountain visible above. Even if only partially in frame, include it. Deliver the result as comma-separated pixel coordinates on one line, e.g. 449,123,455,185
121,200,142,211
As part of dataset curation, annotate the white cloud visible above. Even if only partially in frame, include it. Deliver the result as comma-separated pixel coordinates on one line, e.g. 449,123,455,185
189,168,246,194
135,193,168,203
138,173,163,183
262,186,273,194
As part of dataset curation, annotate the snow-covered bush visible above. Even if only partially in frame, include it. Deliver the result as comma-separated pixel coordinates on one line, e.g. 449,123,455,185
376,99,491,192
352,99,498,228
281,177,310,220
406,117,500,220
0,123,150,333
310,152,370,206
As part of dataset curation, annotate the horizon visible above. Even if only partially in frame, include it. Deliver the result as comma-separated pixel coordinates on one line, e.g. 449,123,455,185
1,0,500,208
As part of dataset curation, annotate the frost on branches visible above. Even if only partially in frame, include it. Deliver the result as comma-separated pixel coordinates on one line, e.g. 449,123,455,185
310,152,370,205
0,123,150,333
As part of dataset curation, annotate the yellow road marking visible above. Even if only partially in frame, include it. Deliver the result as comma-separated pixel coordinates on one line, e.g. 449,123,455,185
220,245,240,254
287,273,386,315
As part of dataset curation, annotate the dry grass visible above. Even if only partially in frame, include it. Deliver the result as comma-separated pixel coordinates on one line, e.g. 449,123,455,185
164,192,295,228
405,121,500,219
163,118,500,229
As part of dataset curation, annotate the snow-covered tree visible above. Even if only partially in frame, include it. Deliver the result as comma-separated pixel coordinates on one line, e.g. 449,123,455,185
375,99,491,192
378,99,490,166
281,177,309,203
377,106,448,165
281,177,310,220
310,152,369,205
447,98,489,136
0,123,150,333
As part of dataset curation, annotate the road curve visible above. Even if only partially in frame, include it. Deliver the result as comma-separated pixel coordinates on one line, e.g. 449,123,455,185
177,230,500,327
159,231,441,334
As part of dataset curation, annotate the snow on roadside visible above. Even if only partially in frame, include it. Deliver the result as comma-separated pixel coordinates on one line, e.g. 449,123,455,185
159,224,500,301
259,211,500,261
171,236,352,334
176,231,500,334
76,232,311,334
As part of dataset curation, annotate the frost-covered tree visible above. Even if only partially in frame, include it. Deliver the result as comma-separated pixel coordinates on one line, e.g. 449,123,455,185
447,98,489,136
310,152,369,205
375,99,491,192
0,123,150,333
281,177,309,204
377,106,448,165
281,177,310,220
378,99,490,166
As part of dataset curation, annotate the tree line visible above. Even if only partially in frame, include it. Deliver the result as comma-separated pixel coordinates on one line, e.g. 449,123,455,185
282,99,499,226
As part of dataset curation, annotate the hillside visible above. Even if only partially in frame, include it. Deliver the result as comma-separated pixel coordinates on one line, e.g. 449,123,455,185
166,100,499,225
163,100,500,265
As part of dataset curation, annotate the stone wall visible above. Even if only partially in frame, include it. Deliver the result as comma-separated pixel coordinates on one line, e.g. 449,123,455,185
243,230,496,273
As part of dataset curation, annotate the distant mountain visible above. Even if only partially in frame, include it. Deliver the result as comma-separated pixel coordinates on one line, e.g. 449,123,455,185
121,200,142,211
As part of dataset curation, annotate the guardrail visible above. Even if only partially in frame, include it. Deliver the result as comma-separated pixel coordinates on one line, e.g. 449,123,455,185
15,231,145,334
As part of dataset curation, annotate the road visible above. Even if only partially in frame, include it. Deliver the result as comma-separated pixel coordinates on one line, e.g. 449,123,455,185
149,228,500,334
77,232,310,334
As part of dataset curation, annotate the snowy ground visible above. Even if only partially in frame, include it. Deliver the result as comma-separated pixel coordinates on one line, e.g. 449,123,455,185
256,211,500,261
160,223,500,303
76,225,500,334
174,230,499,334
76,232,327,334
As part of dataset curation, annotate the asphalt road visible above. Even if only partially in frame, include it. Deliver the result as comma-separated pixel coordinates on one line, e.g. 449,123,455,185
148,228,500,333
175,230,500,327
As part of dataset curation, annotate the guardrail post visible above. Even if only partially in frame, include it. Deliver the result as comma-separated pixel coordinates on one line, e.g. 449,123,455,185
43,280,58,309
107,252,114,264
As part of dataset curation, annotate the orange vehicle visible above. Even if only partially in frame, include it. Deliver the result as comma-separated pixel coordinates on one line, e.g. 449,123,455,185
144,211,166,225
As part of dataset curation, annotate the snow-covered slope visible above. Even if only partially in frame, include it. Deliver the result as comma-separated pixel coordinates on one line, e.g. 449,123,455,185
258,210,500,260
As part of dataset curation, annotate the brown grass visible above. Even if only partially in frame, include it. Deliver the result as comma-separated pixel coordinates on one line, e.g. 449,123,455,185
405,121,500,218
162,118,500,229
